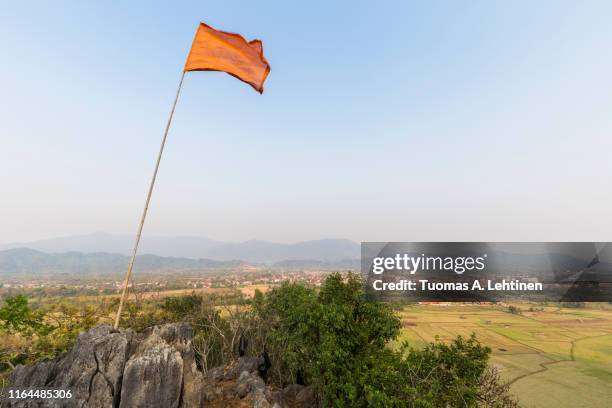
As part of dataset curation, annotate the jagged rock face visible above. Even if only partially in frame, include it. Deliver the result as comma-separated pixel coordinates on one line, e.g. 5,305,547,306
2,324,315,408
119,329,184,408
6,325,132,408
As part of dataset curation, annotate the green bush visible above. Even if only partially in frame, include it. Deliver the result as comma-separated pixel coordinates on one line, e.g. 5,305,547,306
256,273,517,407
161,294,203,317
0,295,52,336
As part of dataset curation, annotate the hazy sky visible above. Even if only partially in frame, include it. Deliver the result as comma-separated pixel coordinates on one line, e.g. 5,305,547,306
2,1,611,244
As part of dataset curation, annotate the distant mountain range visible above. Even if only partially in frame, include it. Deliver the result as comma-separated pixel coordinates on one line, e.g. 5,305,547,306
0,248,247,275
0,233,361,264
0,248,360,276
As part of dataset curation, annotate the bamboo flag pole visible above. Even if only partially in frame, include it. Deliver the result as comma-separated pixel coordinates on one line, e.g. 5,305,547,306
113,72,186,329
112,21,269,329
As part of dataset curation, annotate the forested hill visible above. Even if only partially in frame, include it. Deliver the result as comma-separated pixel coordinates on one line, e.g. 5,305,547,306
0,248,246,275
0,248,360,275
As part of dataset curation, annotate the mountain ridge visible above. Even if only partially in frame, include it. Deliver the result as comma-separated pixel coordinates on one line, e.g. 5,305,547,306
0,247,250,275
0,232,360,263
0,248,360,275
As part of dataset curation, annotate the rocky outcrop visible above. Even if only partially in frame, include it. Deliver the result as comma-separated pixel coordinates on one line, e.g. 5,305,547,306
6,325,132,408
2,324,315,408
118,325,186,408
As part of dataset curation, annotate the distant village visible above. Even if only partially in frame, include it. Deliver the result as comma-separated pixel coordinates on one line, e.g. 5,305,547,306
0,267,345,298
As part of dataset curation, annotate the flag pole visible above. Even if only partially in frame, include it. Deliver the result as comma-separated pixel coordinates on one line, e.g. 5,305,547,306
113,71,186,329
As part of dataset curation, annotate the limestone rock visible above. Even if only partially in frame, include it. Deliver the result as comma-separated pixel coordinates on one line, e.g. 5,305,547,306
3,324,295,408
4,325,132,408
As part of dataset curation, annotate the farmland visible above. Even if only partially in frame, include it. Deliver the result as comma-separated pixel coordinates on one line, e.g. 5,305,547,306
395,303,612,408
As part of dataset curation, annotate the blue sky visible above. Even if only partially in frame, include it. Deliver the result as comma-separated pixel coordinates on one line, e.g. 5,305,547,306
2,1,612,243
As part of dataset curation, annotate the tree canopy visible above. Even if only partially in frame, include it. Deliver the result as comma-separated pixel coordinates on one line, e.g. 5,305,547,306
254,273,517,407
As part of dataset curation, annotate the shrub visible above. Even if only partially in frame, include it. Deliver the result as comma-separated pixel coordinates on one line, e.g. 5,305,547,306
256,273,518,407
0,295,52,336
507,305,522,315
161,293,203,318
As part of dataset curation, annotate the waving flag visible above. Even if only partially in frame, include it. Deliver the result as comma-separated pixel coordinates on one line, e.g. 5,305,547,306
185,22,271,93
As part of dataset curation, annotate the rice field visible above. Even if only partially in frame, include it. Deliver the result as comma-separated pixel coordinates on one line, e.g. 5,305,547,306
395,303,612,408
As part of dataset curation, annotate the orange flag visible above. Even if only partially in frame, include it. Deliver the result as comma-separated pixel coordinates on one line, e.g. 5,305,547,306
184,22,271,93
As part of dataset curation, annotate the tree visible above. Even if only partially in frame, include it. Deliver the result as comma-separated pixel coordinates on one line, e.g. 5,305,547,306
161,293,203,318
257,273,518,407
257,273,404,406
0,295,52,336
400,334,492,407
